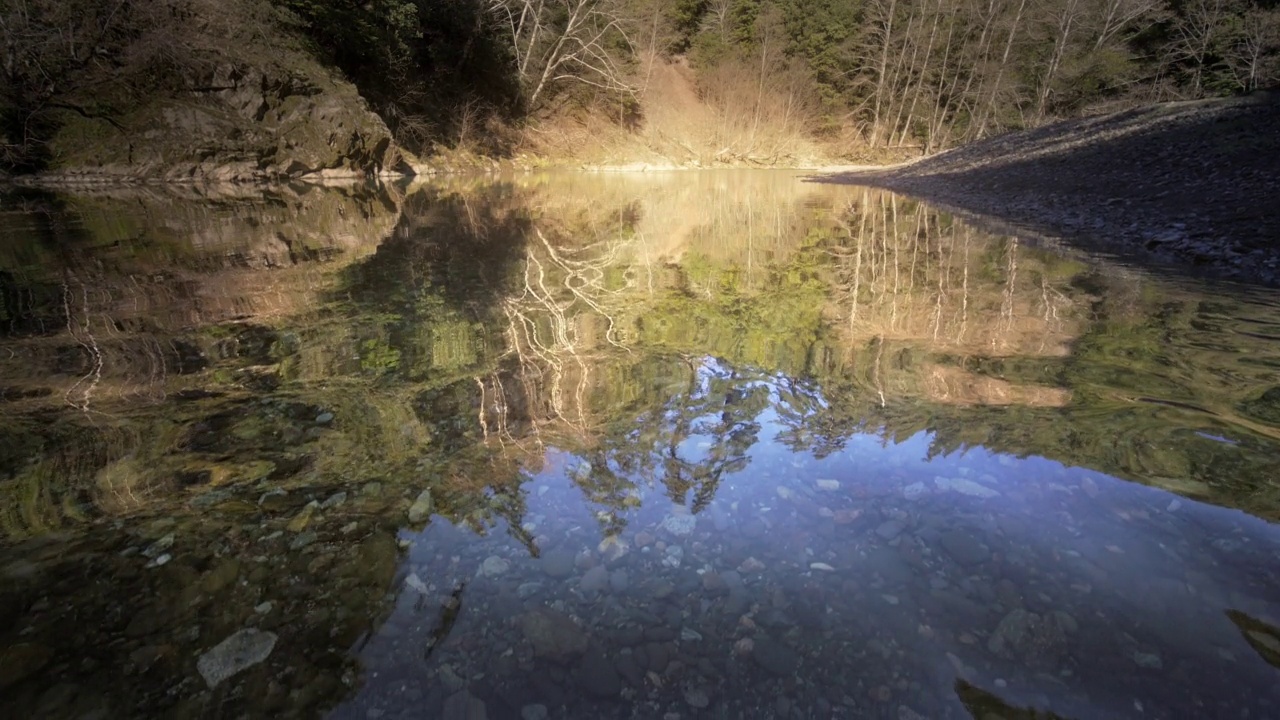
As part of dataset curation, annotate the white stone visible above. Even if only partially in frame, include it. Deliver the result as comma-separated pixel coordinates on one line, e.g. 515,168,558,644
407,489,434,522
934,476,1000,498
405,573,430,594
659,513,696,537
480,556,510,577
197,628,277,688
685,687,710,709
902,482,927,500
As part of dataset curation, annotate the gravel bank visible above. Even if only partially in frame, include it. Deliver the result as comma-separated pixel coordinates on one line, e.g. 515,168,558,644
819,92,1280,286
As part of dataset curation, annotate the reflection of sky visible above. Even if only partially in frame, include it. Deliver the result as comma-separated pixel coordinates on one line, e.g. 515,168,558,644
341,367,1280,720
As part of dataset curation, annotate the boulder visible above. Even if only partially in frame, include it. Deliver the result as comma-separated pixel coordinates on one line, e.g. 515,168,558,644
521,607,588,663
46,59,411,183
196,628,277,688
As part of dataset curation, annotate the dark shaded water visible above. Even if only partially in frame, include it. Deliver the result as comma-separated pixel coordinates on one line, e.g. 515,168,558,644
1,172,1279,720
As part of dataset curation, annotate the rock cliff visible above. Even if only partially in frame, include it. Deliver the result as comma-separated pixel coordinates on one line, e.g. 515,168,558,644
40,62,412,184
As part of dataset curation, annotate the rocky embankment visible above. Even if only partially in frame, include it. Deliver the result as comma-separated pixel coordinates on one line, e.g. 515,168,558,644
36,61,411,184
823,92,1280,286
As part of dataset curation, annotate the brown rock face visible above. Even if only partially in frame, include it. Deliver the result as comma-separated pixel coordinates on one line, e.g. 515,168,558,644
45,61,411,183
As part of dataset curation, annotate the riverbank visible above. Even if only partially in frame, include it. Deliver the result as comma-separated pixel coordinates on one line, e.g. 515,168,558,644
817,92,1280,287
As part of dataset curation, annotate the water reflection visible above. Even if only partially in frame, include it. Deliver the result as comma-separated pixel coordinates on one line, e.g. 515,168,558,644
1,172,1279,719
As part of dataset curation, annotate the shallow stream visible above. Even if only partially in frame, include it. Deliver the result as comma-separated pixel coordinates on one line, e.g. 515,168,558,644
1,171,1278,719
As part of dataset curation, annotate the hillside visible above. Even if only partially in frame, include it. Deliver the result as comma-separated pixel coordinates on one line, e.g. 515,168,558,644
822,92,1280,286
5,0,1278,181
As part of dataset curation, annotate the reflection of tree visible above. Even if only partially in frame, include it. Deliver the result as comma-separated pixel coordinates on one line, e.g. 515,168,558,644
772,375,854,459
494,226,634,442
552,359,768,525
830,188,1080,356
638,361,769,511
339,183,535,383
11,173,1280,547
459,180,1247,531
568,453,641,539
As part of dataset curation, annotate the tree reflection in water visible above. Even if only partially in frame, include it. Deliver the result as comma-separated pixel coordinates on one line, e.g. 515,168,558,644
0,173,1279,718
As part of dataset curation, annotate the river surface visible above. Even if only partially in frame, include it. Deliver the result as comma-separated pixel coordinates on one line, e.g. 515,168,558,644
1,171,1279,720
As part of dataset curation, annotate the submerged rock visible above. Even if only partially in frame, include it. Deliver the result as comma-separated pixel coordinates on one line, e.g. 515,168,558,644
141,534,175,559
443,690,487,720
286,501,319,533
598,535,629,562
752,635,800,676
521,607,588,662
576,647,621,698
685,686,711,708
1133,651,1163,669
521,705,549,720
540,549,575,579
935,476,1000,498
480,555,510,577
288,531,317,550
660,513,697,537
939,530,991,566
986,609,1069,665
876,520,906,540
609,569,630,593
408,489,434,523
196,628,277,688
579,565,609,593
0,643,54,690
662,545,684,568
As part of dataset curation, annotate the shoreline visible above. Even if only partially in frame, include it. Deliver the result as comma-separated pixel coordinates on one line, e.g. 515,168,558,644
816,93,1280,287
2,160,909,190
9,103,1276,292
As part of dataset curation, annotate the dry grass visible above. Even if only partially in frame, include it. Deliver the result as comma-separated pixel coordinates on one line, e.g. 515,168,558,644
519,58,836,167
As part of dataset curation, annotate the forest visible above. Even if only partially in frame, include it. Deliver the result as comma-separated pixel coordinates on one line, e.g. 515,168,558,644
1,0,1278,168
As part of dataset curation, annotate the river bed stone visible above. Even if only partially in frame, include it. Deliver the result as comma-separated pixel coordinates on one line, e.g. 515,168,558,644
522,608,589,662
940,530,991,566
196,628,277,689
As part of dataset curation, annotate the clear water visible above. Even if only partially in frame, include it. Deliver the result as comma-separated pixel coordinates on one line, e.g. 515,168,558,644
1,171,1279,719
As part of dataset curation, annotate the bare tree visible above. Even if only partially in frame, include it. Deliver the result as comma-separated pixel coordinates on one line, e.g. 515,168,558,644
1091,0,1164,51
866,0,900,145
1165,0,1239,96
975,0,1028,137
1033,0,1085,122
486,0,638,110
1225,7,1280,91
